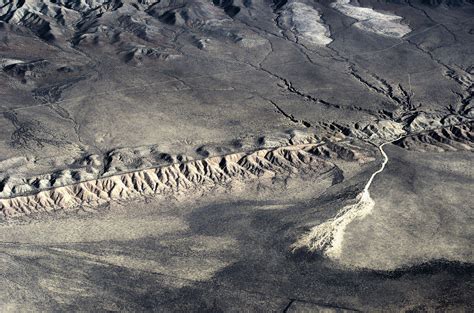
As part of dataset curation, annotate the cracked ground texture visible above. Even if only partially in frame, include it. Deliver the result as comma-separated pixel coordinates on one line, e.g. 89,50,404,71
0,0,473,311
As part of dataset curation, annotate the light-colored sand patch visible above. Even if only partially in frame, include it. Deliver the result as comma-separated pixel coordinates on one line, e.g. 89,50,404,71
278,2,333,46
293,140,392,259
332,0,411,38
293,190,376,258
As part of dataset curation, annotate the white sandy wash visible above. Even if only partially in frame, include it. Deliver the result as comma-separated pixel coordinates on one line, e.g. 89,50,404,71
332,0,411,38
279,2,333,46
292,139,395,260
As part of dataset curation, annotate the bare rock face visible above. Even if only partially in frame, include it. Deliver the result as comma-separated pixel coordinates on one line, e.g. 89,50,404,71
1,140,375,218
394,122,474,152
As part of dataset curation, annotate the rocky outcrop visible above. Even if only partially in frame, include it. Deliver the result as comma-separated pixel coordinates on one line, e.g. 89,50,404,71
0,142,374,218
394,122,474,152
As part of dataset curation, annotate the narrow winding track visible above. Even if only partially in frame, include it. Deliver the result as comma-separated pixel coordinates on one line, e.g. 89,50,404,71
363,141,390,195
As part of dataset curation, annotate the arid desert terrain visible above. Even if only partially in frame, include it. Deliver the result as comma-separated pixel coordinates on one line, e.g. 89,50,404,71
0,0,473,311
